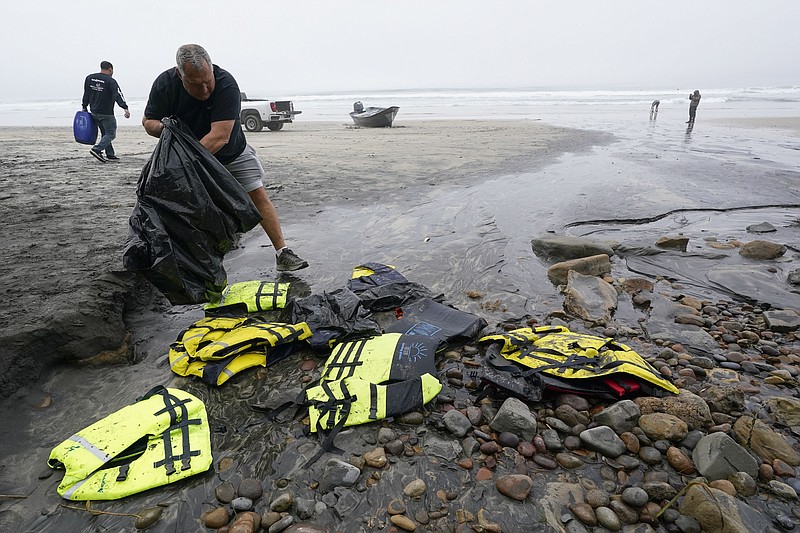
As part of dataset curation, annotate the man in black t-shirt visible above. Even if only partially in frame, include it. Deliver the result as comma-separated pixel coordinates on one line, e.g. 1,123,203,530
142,44,307,272
82,61,130,162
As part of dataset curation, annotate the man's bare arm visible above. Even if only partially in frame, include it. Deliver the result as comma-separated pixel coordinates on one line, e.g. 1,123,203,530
143,118,164,138
200,120,235,154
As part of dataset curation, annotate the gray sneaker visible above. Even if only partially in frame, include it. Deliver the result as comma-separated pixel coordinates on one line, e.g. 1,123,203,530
276,248,308,272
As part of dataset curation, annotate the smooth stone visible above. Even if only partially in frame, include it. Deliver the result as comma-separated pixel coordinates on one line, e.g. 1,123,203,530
216,481,236,503
231,497,253,511
556,452,584,469
270,493,293,512
404,478,427,498
533,455,558,469
134,507,163,529
202,507,230,529
585,488,610,508
238,478,264,500
495,474,533,501
569,502,598,527
595,506,621,531
389,514,417,531
621,487,649,507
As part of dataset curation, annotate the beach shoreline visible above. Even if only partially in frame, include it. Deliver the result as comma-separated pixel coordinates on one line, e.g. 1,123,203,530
0,119,607,399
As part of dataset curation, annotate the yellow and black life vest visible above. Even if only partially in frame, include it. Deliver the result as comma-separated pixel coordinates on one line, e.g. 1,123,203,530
305,333,442,434
204,280,289,316
48,387,212,501
169,316,312,386
479,326,678,396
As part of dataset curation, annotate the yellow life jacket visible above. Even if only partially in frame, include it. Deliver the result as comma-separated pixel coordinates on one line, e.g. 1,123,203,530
479,326,678,395
169,317,312,386
48,387,211,501
306,373,441,434
204,280,289,315
306,333,442,433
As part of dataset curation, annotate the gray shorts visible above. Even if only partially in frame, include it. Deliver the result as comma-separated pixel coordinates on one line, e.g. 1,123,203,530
223,144,265,192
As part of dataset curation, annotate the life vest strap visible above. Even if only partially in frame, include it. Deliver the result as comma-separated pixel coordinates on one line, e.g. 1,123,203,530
323,338,367,381
254,281,282,312
116,464,130,482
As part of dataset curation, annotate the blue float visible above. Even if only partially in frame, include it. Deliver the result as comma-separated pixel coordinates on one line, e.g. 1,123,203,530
73,111,97,145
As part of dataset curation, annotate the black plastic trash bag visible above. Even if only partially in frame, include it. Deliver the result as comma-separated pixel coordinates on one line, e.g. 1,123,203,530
346,262,444,312
289,288,382,350
123,118,262,305
384,298,488,345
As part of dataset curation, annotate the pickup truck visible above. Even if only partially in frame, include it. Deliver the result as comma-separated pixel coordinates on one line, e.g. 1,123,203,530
239,93,302,132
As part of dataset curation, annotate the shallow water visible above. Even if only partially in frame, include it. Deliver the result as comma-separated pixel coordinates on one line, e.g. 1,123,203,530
2,112,799,531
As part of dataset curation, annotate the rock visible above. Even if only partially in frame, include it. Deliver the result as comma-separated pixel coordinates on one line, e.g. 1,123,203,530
556,452,584,469
702,385,745,415
642,481,677,501
666,446,696,474
556,393,590,412
620,432,640,453
680,484,751,532
638,446,663,465
489,397,538,440
270,493,293,512
388,499,406,515
389,514,417,531
547,253,612,286
202,507,230,529
621,487,649,507
319,459,360,493
231,497,253,511
692,432,758,481
403,478,427,498
656,236,689,251
635,390,713,430
268,515,294,532
443,409,472,437
497,431,520,448
229,512,261,533
595,506,621,531
739,240,786,260
363,447,388,468
496,474,533,501
562,270,618,325
216,481,236,503
708,479,737,496
594,400,641,434
747,222,777,233
569,502,598,527
134,507,162,529
580,426,627,458
638,413,688,442
732,416,800,466
769,480,799,500
762,309,800,333
531,236,615,262
727,472,758,497
585,488,610,508
237,478,263,500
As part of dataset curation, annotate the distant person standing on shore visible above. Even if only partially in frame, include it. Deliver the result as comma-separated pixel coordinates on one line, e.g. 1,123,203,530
142,44,308,272
82,61,130,162
687,90,701,123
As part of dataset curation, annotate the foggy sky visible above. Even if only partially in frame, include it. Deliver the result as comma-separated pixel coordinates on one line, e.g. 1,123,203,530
3,0,798,101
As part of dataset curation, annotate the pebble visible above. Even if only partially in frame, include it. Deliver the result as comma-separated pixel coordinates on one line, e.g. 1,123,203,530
569,502,598,527
134,507,162,529
621,487,649,507
390,514,417,531
363,447,388,468
232,497,253,511
270,493,293,512
708,479,737,496
216,481,236,503
517,441,535,457
403,478,427,498
595,506,621,531
533,455,558,469
585,488,610,508
202,507,230,529
497,431,519,448
387,499,406,515
555,452,583,469
268,515,294,533
238,478,263,500
495,474,533,501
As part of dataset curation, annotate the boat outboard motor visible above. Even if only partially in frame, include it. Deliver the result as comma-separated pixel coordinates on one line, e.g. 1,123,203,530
353,101,364,113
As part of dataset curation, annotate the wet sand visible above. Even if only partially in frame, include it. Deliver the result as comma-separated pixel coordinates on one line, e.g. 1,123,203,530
1,115,799,532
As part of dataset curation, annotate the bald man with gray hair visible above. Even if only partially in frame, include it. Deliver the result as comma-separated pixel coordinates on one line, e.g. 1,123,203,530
143,44,308,272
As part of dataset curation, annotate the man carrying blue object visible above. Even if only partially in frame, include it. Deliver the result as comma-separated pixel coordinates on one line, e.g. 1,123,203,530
142,44,308,273
82,61,130,162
